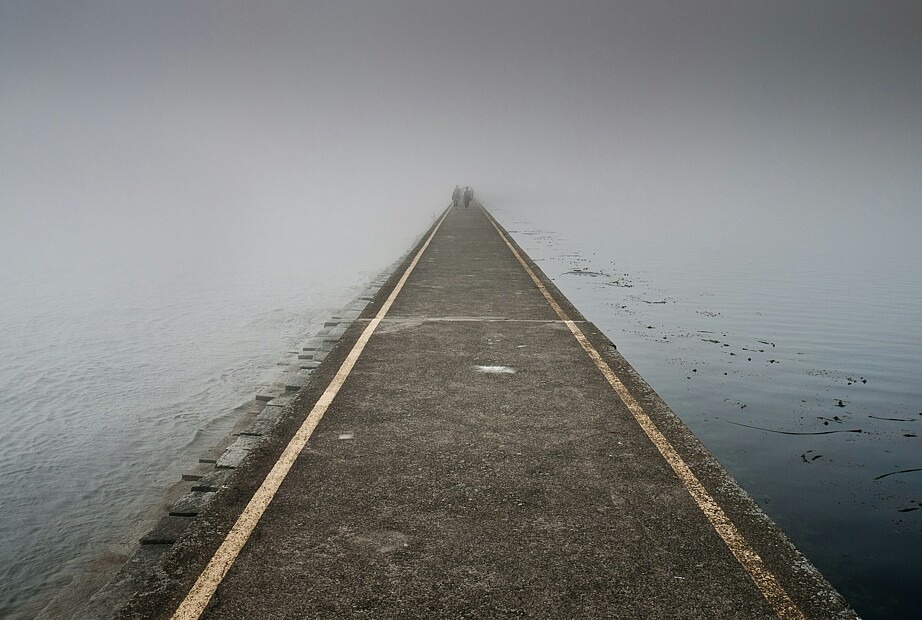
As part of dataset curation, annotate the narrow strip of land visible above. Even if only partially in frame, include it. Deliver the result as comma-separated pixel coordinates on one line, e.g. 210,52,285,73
125,205,855,619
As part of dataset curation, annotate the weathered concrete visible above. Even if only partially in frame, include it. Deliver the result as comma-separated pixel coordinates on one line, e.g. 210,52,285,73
254,385,284,402
190,469,233,493
169,492,217,517
120,206,856,619
214,435,263,469
180,463,213,482
139,517,193,545
69,546,171,620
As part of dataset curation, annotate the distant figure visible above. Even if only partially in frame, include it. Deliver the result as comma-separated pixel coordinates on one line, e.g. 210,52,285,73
451,185,461,208
462,186,473,209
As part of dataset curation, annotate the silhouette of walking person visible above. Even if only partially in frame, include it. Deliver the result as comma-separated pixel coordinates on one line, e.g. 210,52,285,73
451,185,461,208
462,186,473,209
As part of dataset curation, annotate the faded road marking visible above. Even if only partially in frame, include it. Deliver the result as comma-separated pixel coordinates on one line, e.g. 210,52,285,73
171,208,453,620
482,207,805,620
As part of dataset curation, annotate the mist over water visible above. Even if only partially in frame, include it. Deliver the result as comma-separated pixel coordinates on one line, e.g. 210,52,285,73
2,2,920,617
492,200,922,619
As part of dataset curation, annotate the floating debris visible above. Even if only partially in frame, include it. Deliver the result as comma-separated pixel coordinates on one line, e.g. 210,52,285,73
562,268,606,278
726,420,862,435
874,468,922,481
801,450,824,463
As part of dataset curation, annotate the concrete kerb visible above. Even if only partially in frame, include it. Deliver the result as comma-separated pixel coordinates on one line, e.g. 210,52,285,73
39,245,420,620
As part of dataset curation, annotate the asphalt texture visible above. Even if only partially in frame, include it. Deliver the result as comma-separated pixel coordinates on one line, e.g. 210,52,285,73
122,205,856,619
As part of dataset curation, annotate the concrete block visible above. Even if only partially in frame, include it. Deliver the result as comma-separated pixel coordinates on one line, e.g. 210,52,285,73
169,491,217,517
216,435,263,469
266,392,297,407
331,324,348,335
298,352,313,360
198,447,223,464
238,416,274,437
140,516,193,545
284,370,312,391
256,384,285,402
69,545,171,620
191,468,233,492
239,406,283,436
300,360,320,370
181,462,214,481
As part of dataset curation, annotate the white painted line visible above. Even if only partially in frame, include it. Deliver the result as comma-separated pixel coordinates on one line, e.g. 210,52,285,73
482,206,806,620
475,365,516,374
171,207,453,620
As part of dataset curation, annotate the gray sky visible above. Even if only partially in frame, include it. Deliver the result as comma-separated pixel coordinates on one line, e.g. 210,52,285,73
2,1,920,277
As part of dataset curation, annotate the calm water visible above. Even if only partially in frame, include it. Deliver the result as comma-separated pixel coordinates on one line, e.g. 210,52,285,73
0,229,418,618
493,204,922,620
2,205,919,619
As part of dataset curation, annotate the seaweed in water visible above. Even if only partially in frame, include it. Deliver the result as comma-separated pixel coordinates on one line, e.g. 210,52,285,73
868,415,916,422
725,420,863,435
874,468,922,481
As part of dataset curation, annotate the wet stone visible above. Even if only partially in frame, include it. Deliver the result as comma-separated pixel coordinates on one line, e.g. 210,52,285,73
191,468,233,492
329,325,348,337
319,339,338,352
181,462,214,481
198,447,223,464
266,392,297,407
216,435,264,469
169,491,217,517
300,360,321,370
239,407,283,436
256,384,285,402
69,544,171,620
285,370,313,391
140,516,193,545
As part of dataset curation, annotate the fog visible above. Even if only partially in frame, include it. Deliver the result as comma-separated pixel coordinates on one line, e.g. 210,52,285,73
2,3,921,616
3,1,920,289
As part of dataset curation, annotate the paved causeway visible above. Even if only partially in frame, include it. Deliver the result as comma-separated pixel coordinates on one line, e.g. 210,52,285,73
123,205,855,619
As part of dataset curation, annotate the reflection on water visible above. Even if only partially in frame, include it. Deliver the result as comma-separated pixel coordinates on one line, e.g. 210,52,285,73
496,206,921,620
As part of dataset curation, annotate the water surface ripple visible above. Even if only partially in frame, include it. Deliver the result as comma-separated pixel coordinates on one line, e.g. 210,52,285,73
0,263,374,618
496,208,921,620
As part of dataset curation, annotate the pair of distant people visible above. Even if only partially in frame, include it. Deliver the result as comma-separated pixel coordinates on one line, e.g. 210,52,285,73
451,185,474,209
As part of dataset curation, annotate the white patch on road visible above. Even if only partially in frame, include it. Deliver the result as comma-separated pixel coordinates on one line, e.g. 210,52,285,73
475,365,516,374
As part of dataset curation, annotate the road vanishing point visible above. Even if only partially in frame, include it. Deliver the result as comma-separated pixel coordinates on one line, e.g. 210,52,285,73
120,205,856,619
